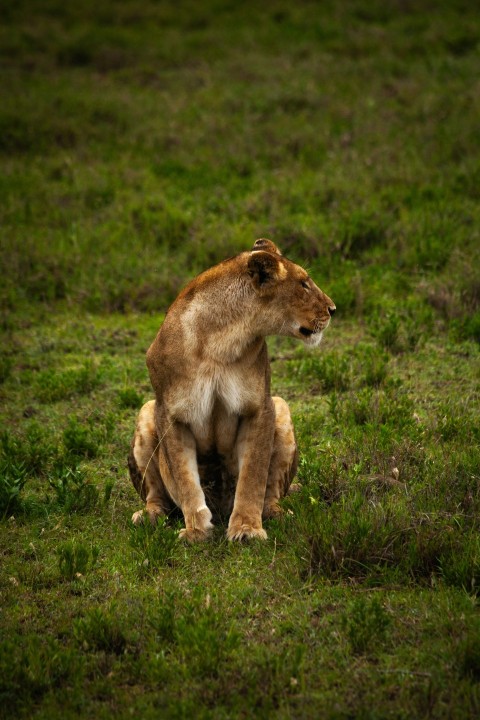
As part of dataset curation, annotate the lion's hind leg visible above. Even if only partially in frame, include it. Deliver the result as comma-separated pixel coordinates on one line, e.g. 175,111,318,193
129,400,172,525
262,396,299,519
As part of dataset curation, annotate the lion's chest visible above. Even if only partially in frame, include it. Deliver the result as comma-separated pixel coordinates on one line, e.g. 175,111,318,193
168,363,259,440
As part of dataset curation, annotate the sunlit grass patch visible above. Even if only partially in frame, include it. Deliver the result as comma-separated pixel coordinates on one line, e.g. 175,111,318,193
33,361,102,404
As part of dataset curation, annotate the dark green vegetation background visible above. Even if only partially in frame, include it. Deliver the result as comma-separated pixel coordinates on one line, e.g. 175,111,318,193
1,1,479,718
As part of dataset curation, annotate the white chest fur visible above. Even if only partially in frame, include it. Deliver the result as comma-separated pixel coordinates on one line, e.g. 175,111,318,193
169,362,258,434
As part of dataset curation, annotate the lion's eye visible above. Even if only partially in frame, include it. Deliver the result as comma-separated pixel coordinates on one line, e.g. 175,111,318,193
301,280,309,290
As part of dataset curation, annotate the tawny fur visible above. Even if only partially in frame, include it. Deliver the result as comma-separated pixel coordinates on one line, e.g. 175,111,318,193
129,239,335,542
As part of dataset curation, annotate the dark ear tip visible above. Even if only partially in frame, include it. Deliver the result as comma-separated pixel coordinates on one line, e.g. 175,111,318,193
252,238,282,256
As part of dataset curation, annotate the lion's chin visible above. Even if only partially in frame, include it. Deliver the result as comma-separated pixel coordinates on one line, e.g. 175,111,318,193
302,331,323,348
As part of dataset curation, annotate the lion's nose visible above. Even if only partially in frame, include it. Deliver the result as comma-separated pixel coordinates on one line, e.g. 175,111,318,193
328,305,336,317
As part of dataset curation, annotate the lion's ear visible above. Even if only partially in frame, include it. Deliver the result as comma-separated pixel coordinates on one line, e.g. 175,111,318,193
252,238,282,256
247,251,284,293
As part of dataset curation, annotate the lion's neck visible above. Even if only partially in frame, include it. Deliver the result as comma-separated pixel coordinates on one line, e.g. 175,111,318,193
179,278,270,364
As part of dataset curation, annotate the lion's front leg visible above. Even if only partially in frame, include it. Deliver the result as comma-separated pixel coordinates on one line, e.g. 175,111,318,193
227,401,276,541
158,421,214,542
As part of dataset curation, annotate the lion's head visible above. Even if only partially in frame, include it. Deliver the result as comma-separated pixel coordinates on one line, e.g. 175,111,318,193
247,238,335,347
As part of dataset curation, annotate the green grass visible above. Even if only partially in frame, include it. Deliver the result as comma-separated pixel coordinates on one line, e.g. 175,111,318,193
1,1,480,717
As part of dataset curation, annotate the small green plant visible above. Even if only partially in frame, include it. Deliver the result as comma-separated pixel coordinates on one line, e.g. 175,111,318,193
355,344,389,387
1,423,57,478
147,590,239,678
317,352,352,392
338,208,386,260
244,643,306,705
451,311,480,344
341,596,391,655
48,463,99,512
296,448,348,504
148,591,177,644
117,386,143,409
103,476,115,505
0,457,28,516
326,391,340,424
63,416,98,458
57,540,99,580
0,354,12,383
437,412,462,442
175,590,239,677
296,350,351,392
0,636,80,709
326,265,357,313
0,431,29,515
23,422,58,474
457,621,480,681
130,517,180,573
440,532,479,595
371,311,402,353
73,606,127,654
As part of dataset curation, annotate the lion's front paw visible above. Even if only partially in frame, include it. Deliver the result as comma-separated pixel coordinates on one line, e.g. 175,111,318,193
227,514,267,542
178,526,213,543
178,506,213,543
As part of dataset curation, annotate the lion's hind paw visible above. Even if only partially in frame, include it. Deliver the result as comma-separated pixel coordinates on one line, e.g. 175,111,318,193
262,501,283,520
131,507,163,526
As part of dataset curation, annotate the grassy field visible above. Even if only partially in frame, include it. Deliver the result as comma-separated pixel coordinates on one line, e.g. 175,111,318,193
1,0,480,717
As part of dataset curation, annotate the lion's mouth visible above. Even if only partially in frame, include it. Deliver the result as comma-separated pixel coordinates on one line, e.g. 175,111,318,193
299,327,314,338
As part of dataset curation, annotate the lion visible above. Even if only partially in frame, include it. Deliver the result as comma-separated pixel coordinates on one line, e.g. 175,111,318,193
128,238,335,542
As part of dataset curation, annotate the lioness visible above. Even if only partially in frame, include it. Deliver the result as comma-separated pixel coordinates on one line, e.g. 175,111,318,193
129,239,335,542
